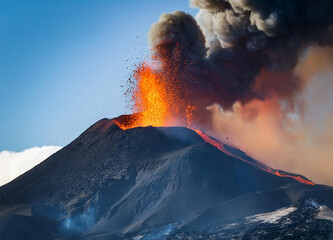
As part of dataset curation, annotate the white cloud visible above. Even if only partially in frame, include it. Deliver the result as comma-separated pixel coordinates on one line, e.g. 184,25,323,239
0,146,62,186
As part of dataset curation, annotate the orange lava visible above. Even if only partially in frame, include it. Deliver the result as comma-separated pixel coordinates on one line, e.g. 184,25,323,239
119,61,197,129
129,63,169,128
114,56,314,186
194,130,315,185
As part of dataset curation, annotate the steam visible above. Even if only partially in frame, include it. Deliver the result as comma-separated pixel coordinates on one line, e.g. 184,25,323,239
145,1,333,184
62,207,96,235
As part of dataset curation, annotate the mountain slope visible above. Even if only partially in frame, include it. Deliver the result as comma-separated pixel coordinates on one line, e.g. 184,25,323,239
0,118,332,239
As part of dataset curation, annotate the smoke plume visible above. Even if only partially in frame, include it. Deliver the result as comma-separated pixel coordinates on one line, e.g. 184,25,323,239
208,47,333,185
148,0,333,109
144,1,333,184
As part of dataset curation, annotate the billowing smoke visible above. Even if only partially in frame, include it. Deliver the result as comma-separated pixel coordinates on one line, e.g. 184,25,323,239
145,1,333,184
208,47,333,185
148,0,333,109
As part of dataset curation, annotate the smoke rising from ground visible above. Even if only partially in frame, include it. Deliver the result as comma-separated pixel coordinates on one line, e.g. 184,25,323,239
146,1,333,184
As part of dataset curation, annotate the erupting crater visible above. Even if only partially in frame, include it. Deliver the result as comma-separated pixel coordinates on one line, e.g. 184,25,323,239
113,115,314,186
114,60,314,186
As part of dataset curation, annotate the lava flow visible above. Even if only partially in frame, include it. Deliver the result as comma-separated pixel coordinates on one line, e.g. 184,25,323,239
114,60,314,186
194,130,315,185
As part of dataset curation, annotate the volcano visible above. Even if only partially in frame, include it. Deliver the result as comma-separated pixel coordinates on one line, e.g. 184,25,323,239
0,117,332,239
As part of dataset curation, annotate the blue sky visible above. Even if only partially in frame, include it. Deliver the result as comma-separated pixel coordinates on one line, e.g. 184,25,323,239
0,0,198,151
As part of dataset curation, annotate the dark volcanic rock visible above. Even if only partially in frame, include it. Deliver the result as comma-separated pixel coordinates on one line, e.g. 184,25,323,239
0,118,332,239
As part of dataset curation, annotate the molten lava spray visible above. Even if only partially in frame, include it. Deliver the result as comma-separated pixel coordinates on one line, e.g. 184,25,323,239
117,0,333,185
124,63,170,128
118,48,201,129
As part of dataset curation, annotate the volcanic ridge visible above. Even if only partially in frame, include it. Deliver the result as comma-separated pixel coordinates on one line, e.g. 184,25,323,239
0,117,332,239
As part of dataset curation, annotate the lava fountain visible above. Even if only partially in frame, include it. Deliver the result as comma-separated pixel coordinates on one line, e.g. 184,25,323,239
112,0,333,186
115,57,199,130
113,56,314,186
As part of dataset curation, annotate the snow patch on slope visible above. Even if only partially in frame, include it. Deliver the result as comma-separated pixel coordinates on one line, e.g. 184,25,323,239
305,199,333,222
317,206,333,222
246,207,297,224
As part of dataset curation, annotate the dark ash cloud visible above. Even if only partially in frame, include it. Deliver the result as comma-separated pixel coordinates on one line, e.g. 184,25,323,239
147,0,333,109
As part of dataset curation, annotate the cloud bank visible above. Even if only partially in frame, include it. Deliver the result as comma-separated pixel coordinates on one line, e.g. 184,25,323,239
0,146,62,186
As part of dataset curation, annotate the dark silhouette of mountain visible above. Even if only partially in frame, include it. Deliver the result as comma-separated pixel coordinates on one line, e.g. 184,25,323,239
0,117,332,239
